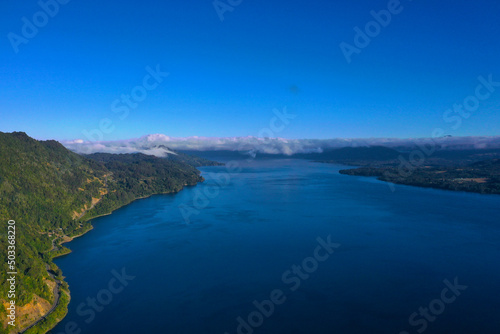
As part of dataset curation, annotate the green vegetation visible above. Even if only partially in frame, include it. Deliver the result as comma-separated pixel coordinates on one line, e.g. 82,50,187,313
23,290,70,334
0,132,216,333
49,247,72,260
301,144,500,195
83,153,203,219
339,159,500,195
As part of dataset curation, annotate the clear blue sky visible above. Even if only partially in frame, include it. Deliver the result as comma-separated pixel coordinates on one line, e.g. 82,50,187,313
1,0,499,141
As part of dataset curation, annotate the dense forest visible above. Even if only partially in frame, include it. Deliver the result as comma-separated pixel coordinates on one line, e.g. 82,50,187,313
83,153,206,218
0,132,217,333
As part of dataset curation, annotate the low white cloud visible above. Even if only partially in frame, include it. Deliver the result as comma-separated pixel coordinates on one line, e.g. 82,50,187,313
60,134,500,157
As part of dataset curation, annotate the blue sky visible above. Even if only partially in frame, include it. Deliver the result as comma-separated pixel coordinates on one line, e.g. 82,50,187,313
1,0,499,141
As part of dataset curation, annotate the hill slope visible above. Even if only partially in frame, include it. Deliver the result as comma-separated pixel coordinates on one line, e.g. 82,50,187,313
0,132,208,333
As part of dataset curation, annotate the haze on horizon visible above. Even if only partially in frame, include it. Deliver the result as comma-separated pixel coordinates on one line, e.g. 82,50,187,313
60,133,500,157
1,0,500,141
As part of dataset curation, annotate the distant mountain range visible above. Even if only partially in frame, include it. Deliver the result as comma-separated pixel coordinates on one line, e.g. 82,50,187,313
137,145,223,166
180,146,402,163
62,134,500,157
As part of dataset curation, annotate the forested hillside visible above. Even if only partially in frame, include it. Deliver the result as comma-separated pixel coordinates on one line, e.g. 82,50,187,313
0,132,209,333
84,153,204,218
339,159,500,194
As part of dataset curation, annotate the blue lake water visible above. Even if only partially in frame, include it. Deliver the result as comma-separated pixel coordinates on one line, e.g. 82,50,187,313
52,159,500,334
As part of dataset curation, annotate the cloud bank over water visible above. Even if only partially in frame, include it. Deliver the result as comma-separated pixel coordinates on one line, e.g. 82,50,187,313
61,134,500,157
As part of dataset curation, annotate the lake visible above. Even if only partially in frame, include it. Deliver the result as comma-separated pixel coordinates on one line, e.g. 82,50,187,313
52,159,500,334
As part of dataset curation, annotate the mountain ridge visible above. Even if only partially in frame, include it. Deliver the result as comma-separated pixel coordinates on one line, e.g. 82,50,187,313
0,131,217,334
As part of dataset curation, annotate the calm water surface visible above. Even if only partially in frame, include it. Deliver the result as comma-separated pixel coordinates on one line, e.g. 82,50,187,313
52,159,500,334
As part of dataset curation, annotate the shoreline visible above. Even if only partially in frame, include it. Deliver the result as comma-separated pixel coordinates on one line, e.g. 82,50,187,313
338,167,500,196
50,226,94,259
81,183,202,222
26,180,204,334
